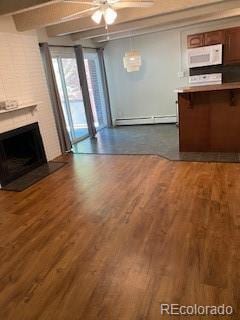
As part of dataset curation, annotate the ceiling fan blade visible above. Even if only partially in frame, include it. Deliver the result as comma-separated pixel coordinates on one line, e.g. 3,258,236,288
63,1,97,5
61,7,98,20
113,1,154,8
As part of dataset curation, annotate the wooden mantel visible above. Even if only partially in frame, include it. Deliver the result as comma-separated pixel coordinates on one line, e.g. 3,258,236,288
0,103,38,115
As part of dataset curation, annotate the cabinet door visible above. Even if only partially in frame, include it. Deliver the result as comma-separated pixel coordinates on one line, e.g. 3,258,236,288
204,30,224,46
179,93,210,152
210,91,240,152
187,33,204,48
225,27,240,65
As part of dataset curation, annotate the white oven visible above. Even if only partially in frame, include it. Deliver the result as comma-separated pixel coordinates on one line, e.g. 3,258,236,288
189,73,222,86
187,44,223,68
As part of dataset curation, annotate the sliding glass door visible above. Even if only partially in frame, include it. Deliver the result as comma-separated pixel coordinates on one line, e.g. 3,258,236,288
50,46,110,145
83,49,108,131
52,52,89,143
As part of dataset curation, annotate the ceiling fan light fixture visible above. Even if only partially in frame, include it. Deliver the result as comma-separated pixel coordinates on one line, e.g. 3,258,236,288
91,9,103,24
104,7,117,25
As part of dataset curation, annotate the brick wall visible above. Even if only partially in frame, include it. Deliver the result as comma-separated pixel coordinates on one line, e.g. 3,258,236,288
0,26,61,160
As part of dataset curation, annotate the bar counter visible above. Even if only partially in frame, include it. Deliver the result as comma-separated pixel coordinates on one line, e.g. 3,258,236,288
176,82,240,152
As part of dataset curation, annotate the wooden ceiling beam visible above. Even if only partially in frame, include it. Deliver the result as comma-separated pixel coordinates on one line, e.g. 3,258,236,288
67,0,240,40
13,0,223,33
46,0,224,36
0,0,60,16
13,3,93,31
90,8,240,43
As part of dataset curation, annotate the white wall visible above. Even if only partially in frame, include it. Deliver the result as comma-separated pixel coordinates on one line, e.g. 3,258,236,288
104,29,183,122
104,16,240,123
0,16,61,160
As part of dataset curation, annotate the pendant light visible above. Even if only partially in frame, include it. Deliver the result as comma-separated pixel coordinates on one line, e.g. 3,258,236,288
123,51,142,72
123,36,142,72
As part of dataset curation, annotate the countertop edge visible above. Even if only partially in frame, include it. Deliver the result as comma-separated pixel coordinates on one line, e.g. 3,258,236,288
175,82,240,93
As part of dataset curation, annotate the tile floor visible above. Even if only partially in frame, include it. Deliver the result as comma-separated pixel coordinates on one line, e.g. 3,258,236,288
73,124,240,163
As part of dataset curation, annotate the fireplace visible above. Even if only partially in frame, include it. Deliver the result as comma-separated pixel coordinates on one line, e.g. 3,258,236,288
0,123,47,187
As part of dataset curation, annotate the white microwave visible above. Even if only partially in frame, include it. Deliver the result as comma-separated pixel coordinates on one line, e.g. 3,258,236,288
187,44,222,68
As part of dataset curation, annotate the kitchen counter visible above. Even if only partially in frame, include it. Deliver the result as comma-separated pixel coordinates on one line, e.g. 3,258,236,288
175,82,240,93
176,82,240,152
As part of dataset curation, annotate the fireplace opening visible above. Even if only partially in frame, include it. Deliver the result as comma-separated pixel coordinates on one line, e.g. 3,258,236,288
0,123,47,186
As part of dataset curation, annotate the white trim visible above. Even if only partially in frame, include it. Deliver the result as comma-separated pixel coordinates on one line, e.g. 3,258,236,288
0,102,38,115
115,115,176,126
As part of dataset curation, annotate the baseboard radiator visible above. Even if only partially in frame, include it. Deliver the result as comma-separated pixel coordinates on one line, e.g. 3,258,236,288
115,115,176,126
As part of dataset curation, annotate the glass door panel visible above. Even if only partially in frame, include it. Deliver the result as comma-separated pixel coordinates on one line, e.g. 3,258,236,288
61,58,88,141
52,58,73,140
52,53,89,143
84,50,108,131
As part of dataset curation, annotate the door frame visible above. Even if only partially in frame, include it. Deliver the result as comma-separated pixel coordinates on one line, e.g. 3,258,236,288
74,45,97,138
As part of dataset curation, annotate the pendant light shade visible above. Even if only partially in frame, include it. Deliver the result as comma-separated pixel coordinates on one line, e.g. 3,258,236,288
91,9,103,24
91,6,117,25
104,7,117,25
123,51,142,72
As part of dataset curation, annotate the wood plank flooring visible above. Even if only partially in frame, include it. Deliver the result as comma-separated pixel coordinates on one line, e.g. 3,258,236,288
0,154,239,320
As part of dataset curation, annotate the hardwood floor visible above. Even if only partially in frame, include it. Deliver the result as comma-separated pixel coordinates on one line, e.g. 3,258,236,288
0,154,239,320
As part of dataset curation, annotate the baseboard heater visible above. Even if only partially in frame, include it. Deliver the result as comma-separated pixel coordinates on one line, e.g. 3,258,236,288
115,115,176,126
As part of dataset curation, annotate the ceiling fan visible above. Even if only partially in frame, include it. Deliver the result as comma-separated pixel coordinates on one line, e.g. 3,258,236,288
62,0,154,25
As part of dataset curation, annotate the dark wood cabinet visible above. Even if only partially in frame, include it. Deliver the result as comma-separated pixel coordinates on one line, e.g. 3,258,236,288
178,89,240,152
225,27,240,65
204,30,225,46
179,93,210,151
187,30,224,48
187,33,204,49
188,27,240,65
210,91,240,151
